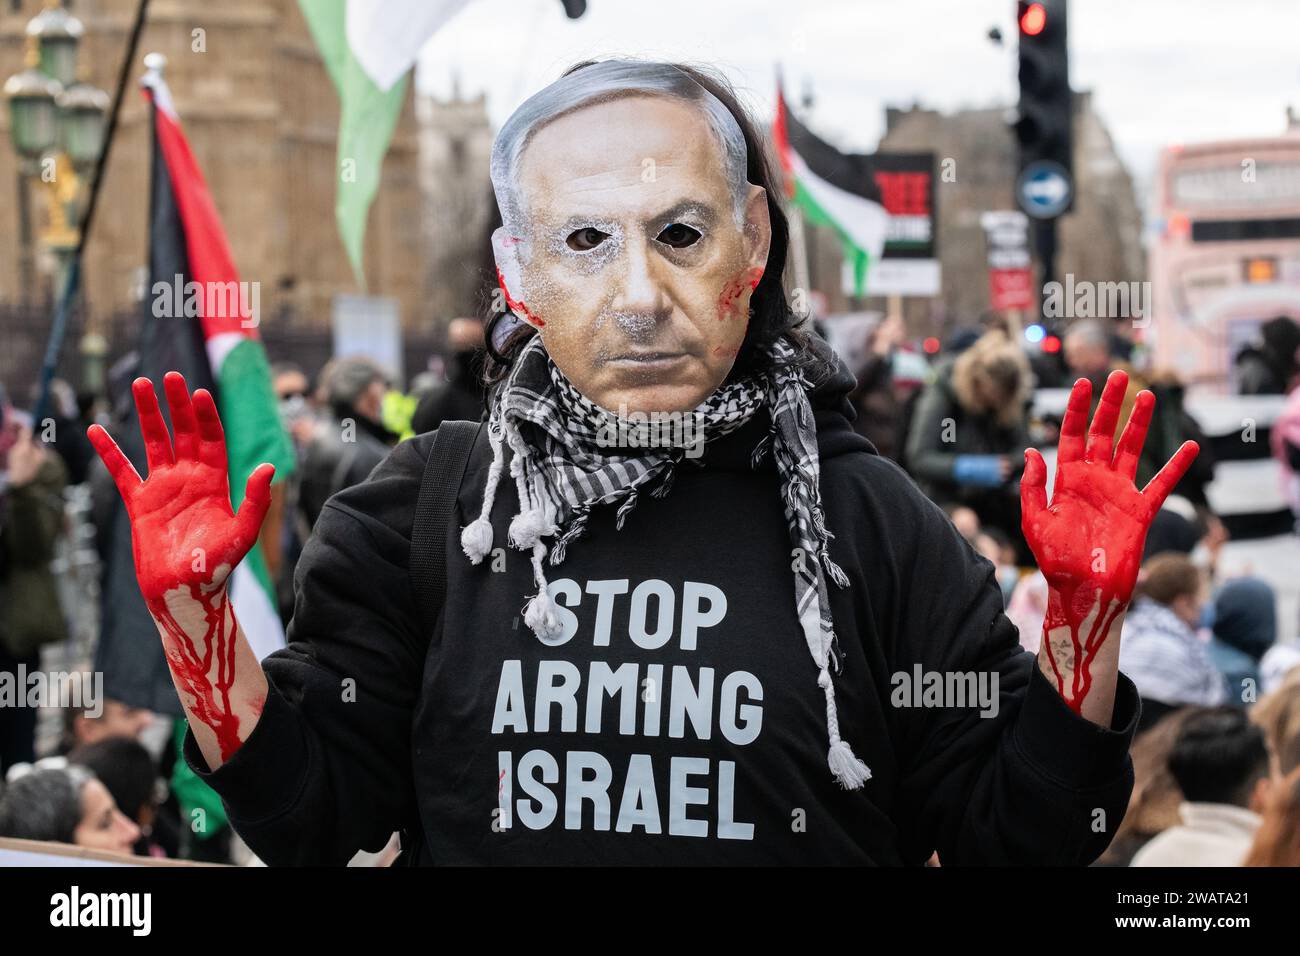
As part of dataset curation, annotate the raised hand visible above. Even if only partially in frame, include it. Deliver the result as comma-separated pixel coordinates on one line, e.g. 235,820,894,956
88,372,274,604
1020,370,1198,716
88,372,273,763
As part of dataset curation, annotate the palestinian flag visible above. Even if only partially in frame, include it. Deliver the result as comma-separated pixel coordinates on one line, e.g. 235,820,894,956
140,67,295,663
773,87,889,295
298,0,472,285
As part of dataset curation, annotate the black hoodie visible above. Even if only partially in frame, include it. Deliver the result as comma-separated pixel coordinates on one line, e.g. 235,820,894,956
185,358,1139,865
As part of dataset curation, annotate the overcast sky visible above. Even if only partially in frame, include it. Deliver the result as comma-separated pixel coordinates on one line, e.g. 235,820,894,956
417,0,1300,201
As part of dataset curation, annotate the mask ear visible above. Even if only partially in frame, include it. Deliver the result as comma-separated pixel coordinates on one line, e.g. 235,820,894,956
742,184,772,274
491,227,540,327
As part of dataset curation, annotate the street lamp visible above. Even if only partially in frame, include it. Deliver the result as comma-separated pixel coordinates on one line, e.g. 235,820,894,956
3,37,61,163
27,0,84,87
57,80,110,171
3,0,108,384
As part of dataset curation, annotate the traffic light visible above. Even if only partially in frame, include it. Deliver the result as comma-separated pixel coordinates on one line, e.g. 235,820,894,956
1015,1,1071,178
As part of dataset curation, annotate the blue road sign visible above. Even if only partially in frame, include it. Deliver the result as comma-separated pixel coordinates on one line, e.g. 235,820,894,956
1016,160,1074,219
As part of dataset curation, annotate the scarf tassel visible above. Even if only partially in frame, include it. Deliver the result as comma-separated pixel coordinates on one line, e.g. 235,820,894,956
461,517,494,563
548,508,590,566
818,666,871,789
523,587,566,643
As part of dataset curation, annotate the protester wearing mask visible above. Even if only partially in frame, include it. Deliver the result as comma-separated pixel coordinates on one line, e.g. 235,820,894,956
88,58,1199,866
412,317,488,433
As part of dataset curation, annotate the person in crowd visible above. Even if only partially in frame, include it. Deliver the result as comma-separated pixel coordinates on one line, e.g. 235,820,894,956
973,525,1019,606
1063,319,1115,392
1272,374,1300,529
1262,643,1300,696
1207,577,1277,708
271,362,318,624
272,362,319,450
1094,708,1196,866
56,698,153,755
41,378,97,486
68,736,175,857
942,503,981,543
904,328,1033,560
1142,505,1202,560
847,313,904,459
1121,369,1216,512
1131,707,1274,866
411,317,489,434
87,57,1199,866
1244,766,1300,866
0,762,140,854
0,384,69,774
1252,667,1300,775
1007,569,1049,654
1119,553,1224,731
298,356,398,528
1236,315,1300,395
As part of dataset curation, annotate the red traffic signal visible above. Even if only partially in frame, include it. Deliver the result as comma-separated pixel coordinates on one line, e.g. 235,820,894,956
1019,2,1047,35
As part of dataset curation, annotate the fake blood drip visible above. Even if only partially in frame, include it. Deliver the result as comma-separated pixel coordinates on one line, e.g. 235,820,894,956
148,586,243,761
1040,581,1127,714
495,267,545,327
715,267,765,320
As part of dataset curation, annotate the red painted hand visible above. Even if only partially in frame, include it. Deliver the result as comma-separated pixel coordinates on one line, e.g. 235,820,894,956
1020,370,1199,712
87,372,274,605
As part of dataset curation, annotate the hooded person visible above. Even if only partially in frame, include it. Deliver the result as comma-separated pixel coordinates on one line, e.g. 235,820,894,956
411,318,489,434
86,58,1199,865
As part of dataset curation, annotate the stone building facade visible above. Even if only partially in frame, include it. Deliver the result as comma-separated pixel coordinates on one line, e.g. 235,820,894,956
0,0,426,335
416,80,494,325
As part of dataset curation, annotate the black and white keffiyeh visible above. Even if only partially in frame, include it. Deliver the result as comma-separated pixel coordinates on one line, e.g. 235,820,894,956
461,334,871,789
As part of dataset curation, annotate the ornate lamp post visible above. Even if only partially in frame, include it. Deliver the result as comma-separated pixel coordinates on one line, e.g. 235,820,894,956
4,0,109,388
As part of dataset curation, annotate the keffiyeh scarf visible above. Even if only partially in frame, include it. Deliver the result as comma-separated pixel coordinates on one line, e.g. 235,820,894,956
460,334,871,789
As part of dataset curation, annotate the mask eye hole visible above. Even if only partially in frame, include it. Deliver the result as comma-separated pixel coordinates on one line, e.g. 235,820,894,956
655,223,702,248
566,227,611,251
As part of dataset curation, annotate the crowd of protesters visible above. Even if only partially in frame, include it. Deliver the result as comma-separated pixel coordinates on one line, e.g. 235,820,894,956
1,304,1299,865
847,308,1300,867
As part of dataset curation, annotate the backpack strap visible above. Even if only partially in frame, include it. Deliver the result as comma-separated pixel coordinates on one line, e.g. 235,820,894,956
409,420,482,637
400,419,481,866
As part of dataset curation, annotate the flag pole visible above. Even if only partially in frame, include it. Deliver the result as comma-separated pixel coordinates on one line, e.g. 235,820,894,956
31,0,152,425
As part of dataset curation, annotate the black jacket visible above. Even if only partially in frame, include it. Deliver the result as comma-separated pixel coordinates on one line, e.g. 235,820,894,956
297,409,397,529
186,361,1139,865
411,350,487,434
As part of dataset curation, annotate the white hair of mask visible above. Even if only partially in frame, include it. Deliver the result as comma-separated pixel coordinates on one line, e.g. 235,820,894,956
489,59,751,237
